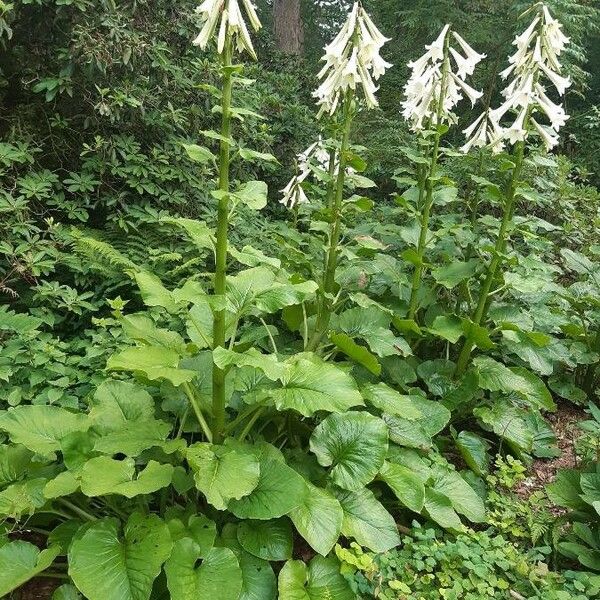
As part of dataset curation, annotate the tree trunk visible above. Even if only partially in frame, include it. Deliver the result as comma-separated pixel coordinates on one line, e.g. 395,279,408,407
273,0,304,55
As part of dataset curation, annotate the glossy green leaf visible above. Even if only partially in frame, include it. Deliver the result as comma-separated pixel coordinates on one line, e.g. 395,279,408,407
430,465,485,523
69,514,172,600
431,260,478,289
0,406,89,456
229,457,308,520
455,431,490,476
289,483,343,556
330,332,381,375
89,380,155,435
80,458,173,498
165,540,242,600
186,443,260,510
278,557,354,600
334,487,400,552
310,412,388,491
361,383,422,419
271,357,364,417
182,143,216,164
237,519,293,561
107,346,196,387
423,488,464,530
234,180,268,210
0,541,60,597
379,461,425,513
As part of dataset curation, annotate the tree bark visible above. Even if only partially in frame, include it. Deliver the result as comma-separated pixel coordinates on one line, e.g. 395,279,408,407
273,0,304,55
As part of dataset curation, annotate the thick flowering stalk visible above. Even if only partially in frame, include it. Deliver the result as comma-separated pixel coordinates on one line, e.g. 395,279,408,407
455,4,570,377
307,2,390,350
404,26,485,320
193,1,261,442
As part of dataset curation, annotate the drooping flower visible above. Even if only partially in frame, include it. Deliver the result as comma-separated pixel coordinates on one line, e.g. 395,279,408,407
462,4,571,153
193,0,262,59
460,112,505,154
401,25,484,131
314,2,392,117
280,139,330,208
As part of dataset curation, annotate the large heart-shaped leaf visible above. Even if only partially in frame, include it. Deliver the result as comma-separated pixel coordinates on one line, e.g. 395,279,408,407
455,431,490,476
165,540,242,600
0,541,60,597
186,443,260,510
79,458,174,498
329,332,381,375
219,524,277,600
89,380,155,435
237,519,293,561
0,478,47,518
69,514,172,600
431,260,478,289
0,406,89,456
334,487,400,552
475,402,534,453
384,395,451,450
0,444,34,486
92,420,173,457
289,483,343,556
473,356,555,410
423,488,464,530
134,271,182,314
278,557,354,600
234,180,268,210
167,515,216,557
237,549,277,600
310,412,388,491
361,383,422,420
229,456,308,520
226,268,317,317
379,461,425,513
430,465,485,523
107,346,196,387
337,307,411,357
121,314,186,353
271,357,364,417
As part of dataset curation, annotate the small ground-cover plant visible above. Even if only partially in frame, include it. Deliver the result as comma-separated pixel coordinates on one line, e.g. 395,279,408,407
343,524,600,600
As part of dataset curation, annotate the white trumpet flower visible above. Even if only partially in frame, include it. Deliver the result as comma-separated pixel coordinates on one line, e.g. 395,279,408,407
193,0,262,59
462,4,570,153
402,25,485,131
314,2,391,117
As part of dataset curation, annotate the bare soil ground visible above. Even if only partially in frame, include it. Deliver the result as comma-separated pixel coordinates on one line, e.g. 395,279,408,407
514,401,586,500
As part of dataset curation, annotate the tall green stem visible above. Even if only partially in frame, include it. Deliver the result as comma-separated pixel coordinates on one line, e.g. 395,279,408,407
212,36,233,443
454,140,526,377
307,92,355,351
407,37,451,321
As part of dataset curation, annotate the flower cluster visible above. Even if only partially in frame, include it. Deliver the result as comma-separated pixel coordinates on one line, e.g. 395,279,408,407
402,25,485,131
462,5,570,153
313,2,391,117
280,139,330,208
192,0,262,59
